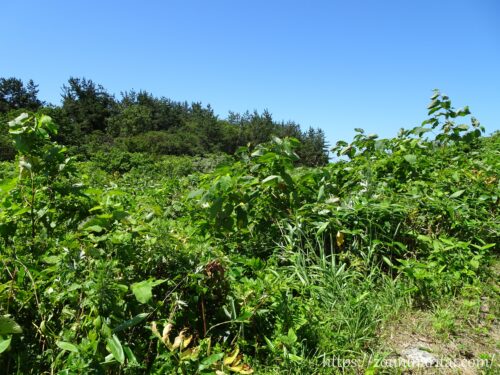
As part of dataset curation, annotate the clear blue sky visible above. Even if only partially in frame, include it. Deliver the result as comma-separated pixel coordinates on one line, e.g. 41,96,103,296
1,0,499,146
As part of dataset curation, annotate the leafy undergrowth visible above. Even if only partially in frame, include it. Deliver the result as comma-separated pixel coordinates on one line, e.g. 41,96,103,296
0,91,498,374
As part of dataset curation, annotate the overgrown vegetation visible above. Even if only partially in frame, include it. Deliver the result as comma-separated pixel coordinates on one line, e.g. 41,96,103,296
0,77,329,166
0,90,498,374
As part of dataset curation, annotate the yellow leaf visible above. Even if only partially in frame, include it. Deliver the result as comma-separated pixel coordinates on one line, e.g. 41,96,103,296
223,346,239,365
172,329,191,350
181,335,193,349
162,323,173,344
233,355,243,366
172,335,182,350
180,346,199,360
238,365,254,375
229,363,254,374
151,322,161,338
336,231,345,247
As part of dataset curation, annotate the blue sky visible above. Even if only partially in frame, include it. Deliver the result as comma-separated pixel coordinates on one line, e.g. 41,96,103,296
1,0,499,146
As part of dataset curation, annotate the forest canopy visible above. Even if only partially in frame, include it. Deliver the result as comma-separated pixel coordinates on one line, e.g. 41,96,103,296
0,77,329,166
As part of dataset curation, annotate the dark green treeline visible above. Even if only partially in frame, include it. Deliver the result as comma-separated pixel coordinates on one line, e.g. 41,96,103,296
0,77,329,166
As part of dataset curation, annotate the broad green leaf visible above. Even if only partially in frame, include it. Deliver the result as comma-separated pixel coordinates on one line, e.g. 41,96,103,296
316,221,329,236
261,175,281,185
412,126,432,136
427,99,440,109
216,175,232,191
106,334,125,364
264,336,276,352
0,337,11,354
39,115,58,134
287,328,297,343
188,189,204,199
456,106,470,117
123,346,138,364
257,152,278,163
404,154,417,164
56,341,79,353
382,256,394,268
113,313,148,333
235,311,252,322
0,316,22,335
85,225,104,233
42,255,60,264
0,178,18,194
287,353,303,362
131,279,166,304
455,124,469,131
449,190,465,199
470,258,480,270
198,352,224,370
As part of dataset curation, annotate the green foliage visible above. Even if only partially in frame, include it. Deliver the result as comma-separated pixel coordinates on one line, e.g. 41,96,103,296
189,137,303,253
1,76,330,166
0,77,43,113
0,118,16,161
0,92,498,373
131,279,166,304
61,77,116,136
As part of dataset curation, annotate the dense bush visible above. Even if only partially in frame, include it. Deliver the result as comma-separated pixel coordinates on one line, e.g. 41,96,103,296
0,92,498,373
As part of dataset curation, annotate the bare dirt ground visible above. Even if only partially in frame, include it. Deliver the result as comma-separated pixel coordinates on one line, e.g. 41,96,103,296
378,263,499,374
